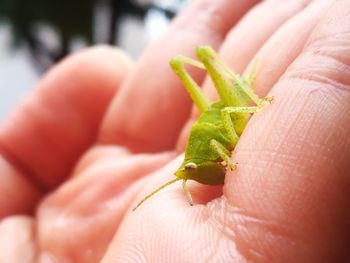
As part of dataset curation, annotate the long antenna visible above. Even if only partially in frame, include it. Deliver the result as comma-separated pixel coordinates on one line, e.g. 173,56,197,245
132,178,182,211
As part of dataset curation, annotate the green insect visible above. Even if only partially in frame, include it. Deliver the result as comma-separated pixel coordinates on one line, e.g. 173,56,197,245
133,46,271,210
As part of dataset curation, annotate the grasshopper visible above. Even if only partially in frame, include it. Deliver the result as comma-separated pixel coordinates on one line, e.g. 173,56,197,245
133,46,271,210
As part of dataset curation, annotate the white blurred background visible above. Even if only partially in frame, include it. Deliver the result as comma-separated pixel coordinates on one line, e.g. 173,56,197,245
0,0,189,119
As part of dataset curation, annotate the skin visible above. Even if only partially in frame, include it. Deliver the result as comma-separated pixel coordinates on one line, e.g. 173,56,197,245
0,0,350,262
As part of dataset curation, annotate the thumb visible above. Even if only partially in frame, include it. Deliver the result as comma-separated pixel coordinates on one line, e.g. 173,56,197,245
223,0,350,262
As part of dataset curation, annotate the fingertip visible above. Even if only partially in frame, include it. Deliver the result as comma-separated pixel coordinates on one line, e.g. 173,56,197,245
0,45,132,191
60,45,132,73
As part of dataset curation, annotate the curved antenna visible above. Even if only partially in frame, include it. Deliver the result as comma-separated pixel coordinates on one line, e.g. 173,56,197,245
132,178,182,211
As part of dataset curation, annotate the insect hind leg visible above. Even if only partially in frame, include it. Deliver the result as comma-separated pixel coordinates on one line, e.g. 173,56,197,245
169,55,211,113
222,106,261,115
214,55,273,106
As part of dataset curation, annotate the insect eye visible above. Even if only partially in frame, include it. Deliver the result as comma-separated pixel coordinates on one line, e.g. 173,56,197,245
184,162,197,171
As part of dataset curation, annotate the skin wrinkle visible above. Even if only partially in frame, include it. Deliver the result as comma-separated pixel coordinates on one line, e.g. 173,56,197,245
0,145,46,195
142,210,180,263
0,155,42,208
285,52,350,90
311,38,350,58
182,211,216,263
308,30,350,52
275,91,335,181
207,198,297,262
207,198,235,240
200,200,239,263
234,115,272,175
294,95,349,202
232,105,278,174
335,112,350,158
268,91,308,164
276,91,319,171
235,88,309,184
202,229,223,263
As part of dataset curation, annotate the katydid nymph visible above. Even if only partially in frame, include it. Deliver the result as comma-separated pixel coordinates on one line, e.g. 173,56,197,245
133,46,271,211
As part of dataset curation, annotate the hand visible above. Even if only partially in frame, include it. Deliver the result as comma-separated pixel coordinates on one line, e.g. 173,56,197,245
1,0,349,262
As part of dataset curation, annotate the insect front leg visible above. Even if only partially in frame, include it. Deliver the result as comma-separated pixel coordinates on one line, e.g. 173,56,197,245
182,180,193,206
169,56,211,113
210,139,237,170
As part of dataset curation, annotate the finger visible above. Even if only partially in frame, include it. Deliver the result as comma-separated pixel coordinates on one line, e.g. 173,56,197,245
176,0,324,151
99,0,260,152
37,151,175,262
0,157,41,217
0,216,36,262
202,0,316,99
221,0,350,261
71,145,130,176
0,46,131,216
252,0,333,97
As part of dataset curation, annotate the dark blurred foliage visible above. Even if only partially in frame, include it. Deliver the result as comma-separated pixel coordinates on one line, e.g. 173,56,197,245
0,0,181,72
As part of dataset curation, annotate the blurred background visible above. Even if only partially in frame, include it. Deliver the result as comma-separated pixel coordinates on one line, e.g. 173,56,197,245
0,0,189,119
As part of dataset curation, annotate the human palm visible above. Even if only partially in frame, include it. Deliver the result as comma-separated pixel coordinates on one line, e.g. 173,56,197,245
1,0,350,262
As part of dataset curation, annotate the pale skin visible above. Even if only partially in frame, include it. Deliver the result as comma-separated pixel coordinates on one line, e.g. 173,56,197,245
1,0,350,262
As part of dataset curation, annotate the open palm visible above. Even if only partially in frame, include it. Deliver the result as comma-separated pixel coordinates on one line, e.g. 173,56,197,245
1,0,350,262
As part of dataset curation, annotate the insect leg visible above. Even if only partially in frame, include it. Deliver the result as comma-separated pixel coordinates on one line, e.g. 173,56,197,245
169,56,211,113
221,105,263,147
199,48,269,106
210,139,237,170
222,106,261,115
221,109,239,147
182,180,193,206
172,55,206,69
195,46,239,106
220,61,264,106
222,61,273,106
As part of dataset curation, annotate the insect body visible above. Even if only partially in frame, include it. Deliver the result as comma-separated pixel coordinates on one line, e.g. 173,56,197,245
133,46,271,210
